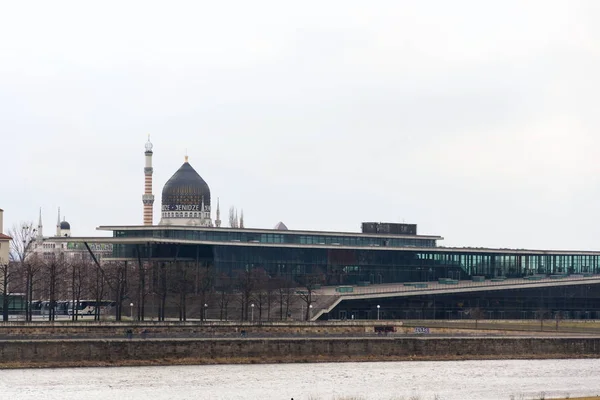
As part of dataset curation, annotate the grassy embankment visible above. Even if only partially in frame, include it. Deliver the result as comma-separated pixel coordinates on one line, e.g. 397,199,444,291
404,319,600,334
1,352,599,370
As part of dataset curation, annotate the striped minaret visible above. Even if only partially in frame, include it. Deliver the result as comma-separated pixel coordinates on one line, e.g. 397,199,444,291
142,136,155,225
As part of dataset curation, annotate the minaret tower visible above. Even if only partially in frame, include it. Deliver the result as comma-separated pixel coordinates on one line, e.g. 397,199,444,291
215,198,221,227
56,207,61,236
37,207,43,239
142,135,155,225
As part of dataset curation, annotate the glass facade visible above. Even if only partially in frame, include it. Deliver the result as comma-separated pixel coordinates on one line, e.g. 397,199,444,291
334,284,600,320
108,228,600,286
113,229,438,248
211,247,600,285
414,252,600,277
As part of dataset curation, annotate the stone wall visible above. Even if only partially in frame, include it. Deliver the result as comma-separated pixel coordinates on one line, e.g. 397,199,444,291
0,321,567,340
0,337,599,367
0,321,401,338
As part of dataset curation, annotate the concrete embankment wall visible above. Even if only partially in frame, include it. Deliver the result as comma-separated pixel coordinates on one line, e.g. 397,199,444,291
1,337,599,368
0,321,399,338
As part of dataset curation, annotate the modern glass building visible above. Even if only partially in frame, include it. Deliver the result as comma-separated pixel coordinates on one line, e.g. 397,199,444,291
43,141,600,320
86,223,600,286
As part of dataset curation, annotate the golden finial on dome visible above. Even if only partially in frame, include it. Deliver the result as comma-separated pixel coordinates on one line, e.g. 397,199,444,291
184,148,188,163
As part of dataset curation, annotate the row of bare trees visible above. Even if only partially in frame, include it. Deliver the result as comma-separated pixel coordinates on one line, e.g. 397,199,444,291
1,222,143,321
151,263,305,322
1,222,323,322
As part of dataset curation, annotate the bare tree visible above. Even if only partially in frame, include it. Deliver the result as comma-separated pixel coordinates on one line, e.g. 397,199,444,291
131,244,154,321
234,268,261,321
296,273,324,321
195,263,213,322
156,262,168,321
170,261,193,321
70,260,86,321
40,253,67,322
8,222,37,321
265,278,278,321
24,257,43,321
177,262,189,321
536,308,549,332
469,307,485,329
136,258,149,321
554,311,563,331
89,262,108,321
250,268,270,321
274,277,296,320
0,261,16,321
8,222,37,263
216,273,233,321
105,261,129,321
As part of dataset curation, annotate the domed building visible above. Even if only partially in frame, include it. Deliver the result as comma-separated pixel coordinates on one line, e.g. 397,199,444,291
159,156,213,226
59,219,71,237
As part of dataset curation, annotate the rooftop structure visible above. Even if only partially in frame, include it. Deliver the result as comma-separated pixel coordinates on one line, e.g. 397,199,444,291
159,156,212,227
30,208,112,262
142,135,155,225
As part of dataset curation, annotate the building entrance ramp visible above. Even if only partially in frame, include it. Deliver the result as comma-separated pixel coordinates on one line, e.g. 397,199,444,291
311,274,600,321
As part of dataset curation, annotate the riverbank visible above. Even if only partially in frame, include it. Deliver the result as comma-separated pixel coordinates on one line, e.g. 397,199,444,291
0,319,593,341
1,336,599,369
0,320,401,339
2,352,600,369
554,398,600,400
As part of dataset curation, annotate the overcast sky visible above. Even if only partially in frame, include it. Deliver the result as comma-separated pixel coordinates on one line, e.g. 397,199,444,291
1,1,600,250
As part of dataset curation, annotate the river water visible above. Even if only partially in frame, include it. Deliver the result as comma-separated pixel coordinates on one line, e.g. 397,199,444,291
0,359,599,400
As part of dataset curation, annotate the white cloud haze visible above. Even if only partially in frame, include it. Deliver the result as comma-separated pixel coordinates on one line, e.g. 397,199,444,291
1,1,600,249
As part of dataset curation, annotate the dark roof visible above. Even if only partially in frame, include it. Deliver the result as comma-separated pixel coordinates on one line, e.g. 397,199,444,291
98,225,443,240
162,161,211,207
60,221,71,230
0,233,11,240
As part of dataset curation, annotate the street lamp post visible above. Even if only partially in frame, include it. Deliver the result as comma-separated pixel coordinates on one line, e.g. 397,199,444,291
22,226,26,319
377,305,380,320
251,303,254,322
308,304,313,321
130,303,134,320
21,225,36,322
204,303,208,322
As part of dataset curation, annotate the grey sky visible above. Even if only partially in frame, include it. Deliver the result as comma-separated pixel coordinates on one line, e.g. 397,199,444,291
1,1,600,250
